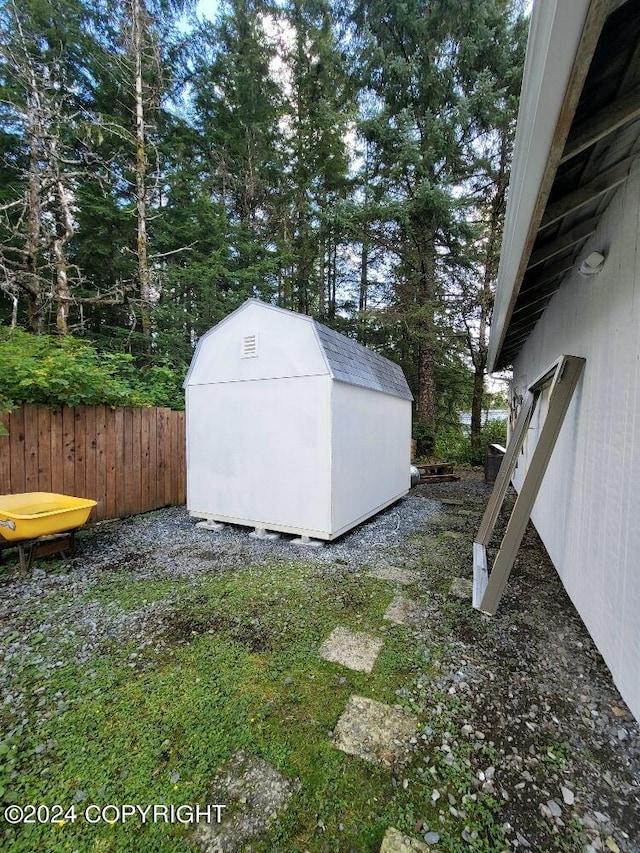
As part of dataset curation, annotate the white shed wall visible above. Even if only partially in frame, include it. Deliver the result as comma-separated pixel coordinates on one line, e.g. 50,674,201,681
186,375,333,537
511,160,640,720
330,381,411,537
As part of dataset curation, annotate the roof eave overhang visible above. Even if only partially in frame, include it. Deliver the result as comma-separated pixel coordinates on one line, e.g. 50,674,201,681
488,0,610,372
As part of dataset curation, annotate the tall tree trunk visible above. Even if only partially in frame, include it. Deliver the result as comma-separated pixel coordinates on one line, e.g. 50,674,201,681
329,238,337,320
358,238,368,313
415,233,437,430
358,237,368,344
132,0,152,350
470,361,486,462
470,137,509,463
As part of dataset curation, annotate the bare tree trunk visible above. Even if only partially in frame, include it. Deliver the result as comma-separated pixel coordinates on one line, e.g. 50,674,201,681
22,32,45,333
26,120,44,333
50,138,74,334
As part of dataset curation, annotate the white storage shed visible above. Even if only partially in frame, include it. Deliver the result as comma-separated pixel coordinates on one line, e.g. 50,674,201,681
184,299,413,540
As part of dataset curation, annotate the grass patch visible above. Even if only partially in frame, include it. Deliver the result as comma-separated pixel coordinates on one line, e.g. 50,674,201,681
1,558,509,852
84,577,188,611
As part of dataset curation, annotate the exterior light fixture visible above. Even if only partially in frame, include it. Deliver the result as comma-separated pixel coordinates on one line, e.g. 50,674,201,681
579,251,606,276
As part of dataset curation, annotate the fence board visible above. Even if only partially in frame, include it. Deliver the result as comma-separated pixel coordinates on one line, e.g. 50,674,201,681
140,409,151,512
0,411,11,493
50,408,64,494
147,408,158,511
168,408,178,506
131,408,141,516
7,408,25,493
37,407,52,492
1,404,185,522
73,408,86,499
62,406,75,495
84,406,97,503
157,408,167,507
114,408,125,519
24,405,39,491
105,408,117,522
123,408,135,516
95,406,108,522
177,413,186,505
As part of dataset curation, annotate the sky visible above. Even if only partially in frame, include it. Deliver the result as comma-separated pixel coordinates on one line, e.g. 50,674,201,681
197,0,219,22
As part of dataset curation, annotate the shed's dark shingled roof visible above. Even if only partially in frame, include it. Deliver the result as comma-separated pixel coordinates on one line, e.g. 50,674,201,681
313,320,413,401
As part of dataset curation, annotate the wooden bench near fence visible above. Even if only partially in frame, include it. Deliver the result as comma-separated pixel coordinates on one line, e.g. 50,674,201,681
0,404,186,523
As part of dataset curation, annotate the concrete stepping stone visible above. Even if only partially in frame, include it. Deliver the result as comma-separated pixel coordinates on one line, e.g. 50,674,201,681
450,577,473,599
383,596,427,627
380,827,430,852
193,750,298,853
367,565,420,585
332,695,417,767
319,626,383,673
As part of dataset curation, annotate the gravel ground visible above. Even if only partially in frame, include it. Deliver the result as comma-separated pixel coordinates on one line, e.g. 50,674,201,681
410,471,640,852
0,471,639,851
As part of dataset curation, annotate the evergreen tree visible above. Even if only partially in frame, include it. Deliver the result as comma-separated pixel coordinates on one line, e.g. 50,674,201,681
350,0,525,452
149,0,285,363
0,0,104,333
278,0,353,316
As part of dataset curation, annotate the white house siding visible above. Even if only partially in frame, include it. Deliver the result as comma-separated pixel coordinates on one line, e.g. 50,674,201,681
186,375,333,537
330,381,411,538
511,159,640,720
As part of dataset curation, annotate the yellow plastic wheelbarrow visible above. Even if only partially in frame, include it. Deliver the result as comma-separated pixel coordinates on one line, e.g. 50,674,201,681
0,492,97,571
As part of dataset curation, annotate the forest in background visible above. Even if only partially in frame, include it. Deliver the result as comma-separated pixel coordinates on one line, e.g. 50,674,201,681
0,0,527,461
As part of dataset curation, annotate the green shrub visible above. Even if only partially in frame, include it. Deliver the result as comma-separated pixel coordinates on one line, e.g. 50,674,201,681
480,417,508,448
412,420,436,458
434,418,507,463
0,328,184,411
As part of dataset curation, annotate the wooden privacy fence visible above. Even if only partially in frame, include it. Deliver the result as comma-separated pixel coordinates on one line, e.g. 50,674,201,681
0,405,186,523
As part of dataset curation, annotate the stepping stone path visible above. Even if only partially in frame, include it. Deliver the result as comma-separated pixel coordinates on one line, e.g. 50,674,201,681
196,502,465,852
380,827,431,852
367,564,421,585
319,626,383,673
333,695,417,767
383,596,427,627
450,577,473,599
193,750,298,853
317,554,451,848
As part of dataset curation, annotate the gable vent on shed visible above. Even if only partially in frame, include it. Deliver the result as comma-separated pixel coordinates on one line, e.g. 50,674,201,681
241,333,259,358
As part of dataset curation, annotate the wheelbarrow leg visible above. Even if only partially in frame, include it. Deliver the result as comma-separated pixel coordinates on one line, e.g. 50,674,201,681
18,543,29,573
